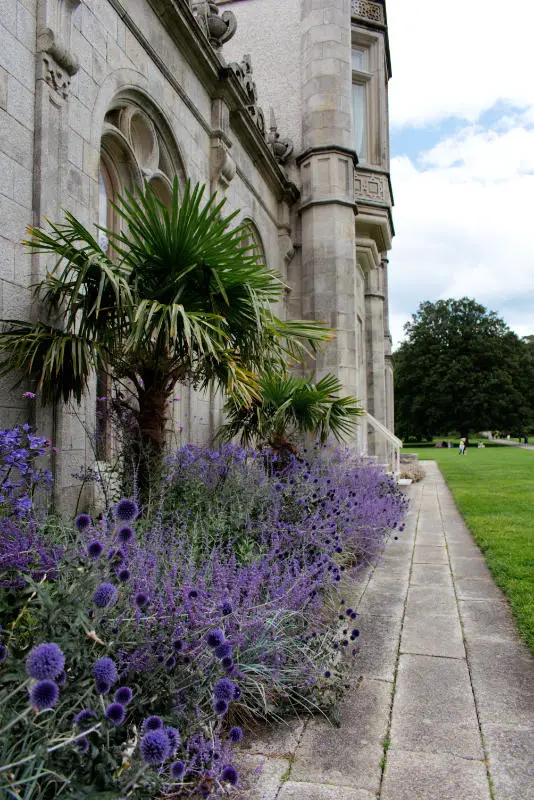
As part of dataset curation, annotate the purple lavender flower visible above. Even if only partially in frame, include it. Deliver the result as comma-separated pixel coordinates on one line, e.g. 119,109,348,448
30,680,59,710
0,643,7,663
221,765,239,785
114,499,139,523
74,708,97,728
93,657,118,686
206,629,225,648
140,729,170,765
142,715,164,733
26,643,65,681
165,726,181,755
87,540,103,559
170,760,185,779
93,583,118,609
105,703,126,725
114,686,133,706
75,513,92,532
228,726,243,743
117,525,134,543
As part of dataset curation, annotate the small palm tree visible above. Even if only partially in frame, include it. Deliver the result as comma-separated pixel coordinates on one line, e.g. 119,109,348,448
218,371,363,455
0,181,331,497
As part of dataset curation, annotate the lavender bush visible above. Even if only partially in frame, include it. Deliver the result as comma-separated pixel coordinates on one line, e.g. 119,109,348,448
0,435,406,798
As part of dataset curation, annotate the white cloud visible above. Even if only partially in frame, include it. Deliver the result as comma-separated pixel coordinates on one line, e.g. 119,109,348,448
388,124,534,348
387,0,534,128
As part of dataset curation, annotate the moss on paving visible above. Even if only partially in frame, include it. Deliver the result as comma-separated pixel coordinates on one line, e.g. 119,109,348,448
402,445,534,652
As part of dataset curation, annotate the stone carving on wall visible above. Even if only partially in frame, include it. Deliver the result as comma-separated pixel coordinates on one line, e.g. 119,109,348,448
229,54,267,136
192,2,237,49
37,0,80,100
267,108,293,165
354,171,391,205
351,0,385,24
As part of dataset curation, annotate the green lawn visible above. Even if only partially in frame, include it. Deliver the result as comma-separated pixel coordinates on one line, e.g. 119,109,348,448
403,444,534,651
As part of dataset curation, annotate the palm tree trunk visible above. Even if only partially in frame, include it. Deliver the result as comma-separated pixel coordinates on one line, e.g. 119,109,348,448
135,381,170,508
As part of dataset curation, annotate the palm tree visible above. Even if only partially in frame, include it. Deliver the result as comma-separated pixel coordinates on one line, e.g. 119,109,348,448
218,371,363,456
0,181,331,497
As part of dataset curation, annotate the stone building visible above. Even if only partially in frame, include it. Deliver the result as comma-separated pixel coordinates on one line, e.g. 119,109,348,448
0,0,396,508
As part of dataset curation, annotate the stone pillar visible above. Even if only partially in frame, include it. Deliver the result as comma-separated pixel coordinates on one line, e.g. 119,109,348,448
381,255,395,433
298,0,359,397
365,262,387,458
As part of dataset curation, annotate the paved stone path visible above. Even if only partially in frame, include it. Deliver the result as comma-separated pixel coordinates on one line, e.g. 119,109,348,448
237,461,534,800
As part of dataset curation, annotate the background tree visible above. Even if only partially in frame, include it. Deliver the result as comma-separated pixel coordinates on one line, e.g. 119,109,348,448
394,298,534,440
0,181,331,500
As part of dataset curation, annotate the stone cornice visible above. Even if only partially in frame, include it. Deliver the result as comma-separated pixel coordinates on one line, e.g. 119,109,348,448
296,144,359,168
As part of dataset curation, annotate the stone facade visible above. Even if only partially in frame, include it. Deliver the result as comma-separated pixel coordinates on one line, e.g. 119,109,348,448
0,0,395,509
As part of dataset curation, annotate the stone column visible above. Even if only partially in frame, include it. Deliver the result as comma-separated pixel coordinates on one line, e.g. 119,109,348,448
381,255,395,432
365,262,387,459
298,0,359,396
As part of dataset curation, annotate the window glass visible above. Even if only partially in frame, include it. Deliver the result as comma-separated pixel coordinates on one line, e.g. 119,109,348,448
352,48,367,72
352,82,368,162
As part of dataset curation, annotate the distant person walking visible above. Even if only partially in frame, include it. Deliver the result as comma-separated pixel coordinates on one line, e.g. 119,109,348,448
459,437,466,456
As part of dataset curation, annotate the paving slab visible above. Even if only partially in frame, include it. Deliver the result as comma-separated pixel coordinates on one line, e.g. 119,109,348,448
390,653,483,759
381,750,491,800
243,719,305,758
404,584,457,616
400,611,464,658
454,576,506,601
352,612,402,682
235,754,290,800
278,783,375,800
458,598,520,643
409,563,452,587
412,544,448,564
482,725,534,800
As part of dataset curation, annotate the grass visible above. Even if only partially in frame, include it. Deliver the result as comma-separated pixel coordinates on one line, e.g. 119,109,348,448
402,443,534,651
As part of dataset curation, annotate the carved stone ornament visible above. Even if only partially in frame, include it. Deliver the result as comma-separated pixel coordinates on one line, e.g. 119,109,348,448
192,2,237,49
267,108,293,165
37,1,81,100
354,171,391,205
351,0,385,24
229,54,267,136
42,53,75,99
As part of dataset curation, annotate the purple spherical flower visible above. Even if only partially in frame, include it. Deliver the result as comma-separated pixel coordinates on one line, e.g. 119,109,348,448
134,592,149,608
206,629,225,648
74,708,97,728
221,656,234,670
117,525,134,543
221,601,233,616
213,678,235,701
30,679,59,710
213,698,228,715
228,726,243,743
165,726,181,755
114,499,139,523
170,760,185,779
93,582,118,609
105,702,126,726
75,736,90,753
221,765,239,785
118,568,130,582
172,640,183,652
214,642,232,660
142,715,164,733
95,680,110,695
233,685,242,700
0,643,7,663
93,657,118,686
56,670,67,686
75,513,92,532
114,686,133,706
140,729,170,765
26,643,65,681
87,540,103,559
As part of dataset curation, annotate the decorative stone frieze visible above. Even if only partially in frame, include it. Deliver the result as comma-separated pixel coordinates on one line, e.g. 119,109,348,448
192,2,237,49
354,170,391,205
351,0,385,25
228,54,267,135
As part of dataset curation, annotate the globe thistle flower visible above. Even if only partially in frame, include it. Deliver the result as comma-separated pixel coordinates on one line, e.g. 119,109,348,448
165,656,176,670
221,765,239,785
118,568,131,582
165,726,181,755
188,589,198,599
105,702,126,726
233,685,242,700
140,729,170,765
114,499,139,523
206,629,225,648
221,601,233,616
117,525,134,543
30,679,59,710
213,698,228,715
93,582,118,609
87,540,103,559
93,657,118,686
114,686,133,706
134,592,149,608
56,670,67,686
351,629,360,638
74,708,97,728
75,513,92,531
173,640,183,652
0,643,7,663
26,642,65,681
95,680,110,695
228,726,243,743
142,715,164,733
213,678,235,701
214,642,232,660
170,760,185,779
221,656,233,671
75,736,90,753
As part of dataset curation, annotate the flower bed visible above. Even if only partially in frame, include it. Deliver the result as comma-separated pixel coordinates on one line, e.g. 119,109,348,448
0,436,406,798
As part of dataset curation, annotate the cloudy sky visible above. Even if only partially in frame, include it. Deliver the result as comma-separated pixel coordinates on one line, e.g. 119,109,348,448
386,0,534,349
